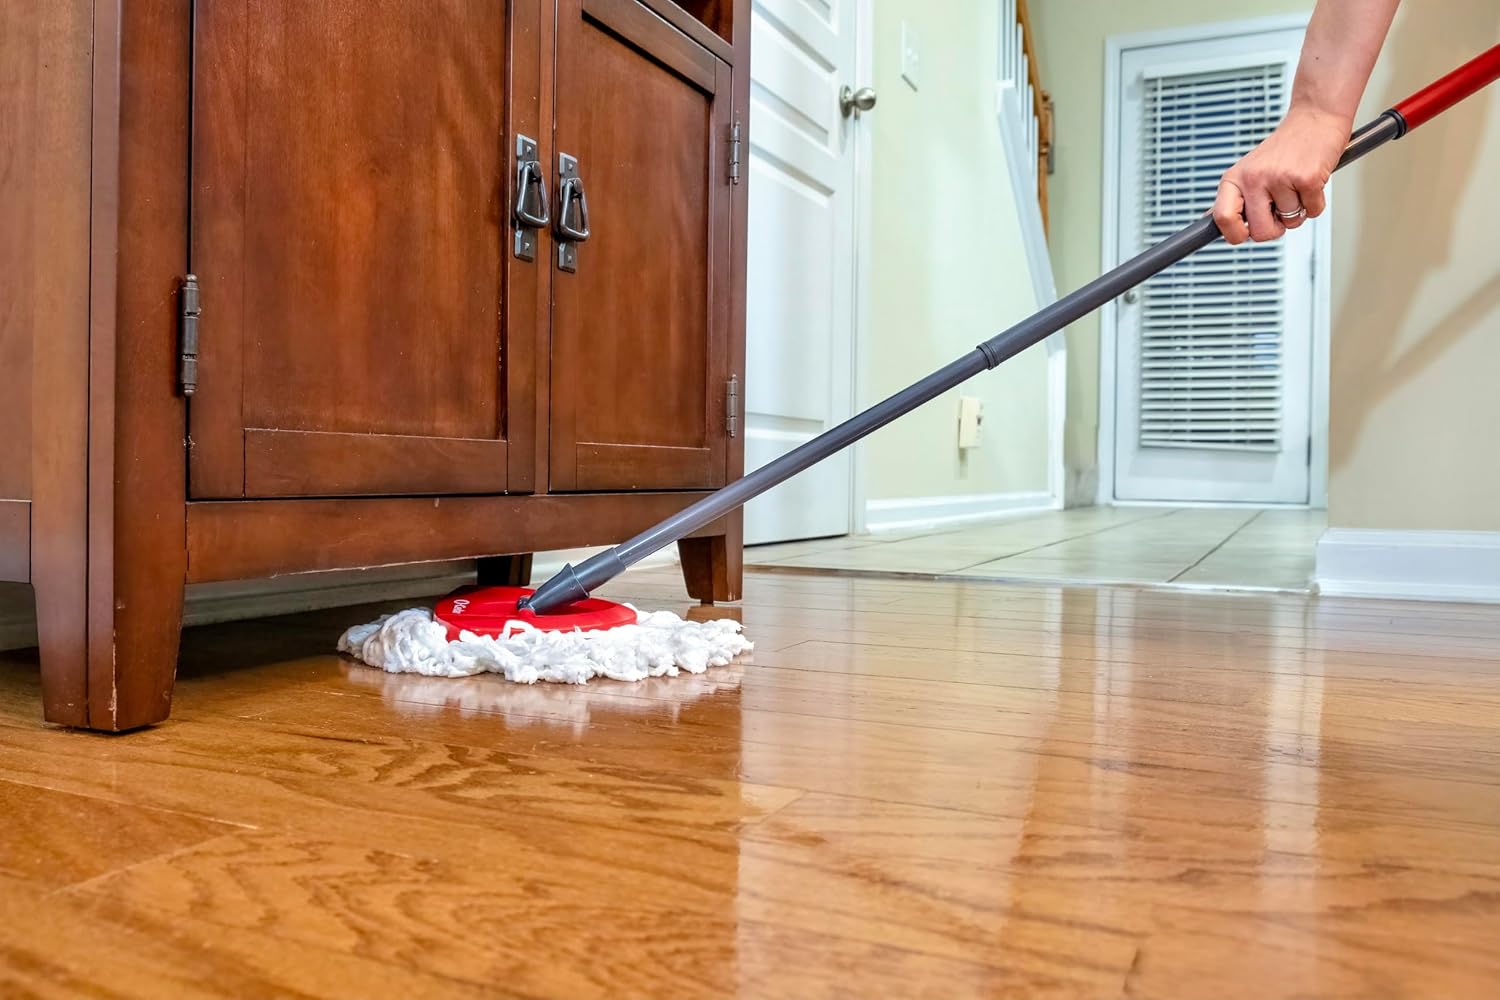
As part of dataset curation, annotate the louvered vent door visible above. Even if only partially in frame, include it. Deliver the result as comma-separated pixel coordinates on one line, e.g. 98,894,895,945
1112,33,1316,504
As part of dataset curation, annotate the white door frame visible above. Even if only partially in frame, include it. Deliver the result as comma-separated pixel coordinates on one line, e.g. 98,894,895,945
850,2,1068,532
1096,13,1331,509
848,0,875,533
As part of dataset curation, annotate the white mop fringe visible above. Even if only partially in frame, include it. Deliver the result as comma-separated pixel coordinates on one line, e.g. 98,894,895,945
337,605,753,685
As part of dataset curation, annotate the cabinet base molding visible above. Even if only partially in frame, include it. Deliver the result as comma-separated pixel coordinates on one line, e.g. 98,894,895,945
186,492,728,585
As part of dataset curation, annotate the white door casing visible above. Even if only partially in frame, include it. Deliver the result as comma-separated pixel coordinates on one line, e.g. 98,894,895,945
743,0,860,544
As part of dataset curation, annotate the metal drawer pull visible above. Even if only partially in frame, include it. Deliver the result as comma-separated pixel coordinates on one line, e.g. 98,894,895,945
556,152,590,272
513,134,549,261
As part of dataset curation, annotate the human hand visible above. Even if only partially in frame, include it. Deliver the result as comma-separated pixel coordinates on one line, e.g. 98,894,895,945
1212,104,1349,244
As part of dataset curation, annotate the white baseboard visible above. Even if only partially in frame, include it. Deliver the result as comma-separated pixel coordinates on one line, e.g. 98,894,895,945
0,548,684,653
1315,528,1500,603
864,491,1056,534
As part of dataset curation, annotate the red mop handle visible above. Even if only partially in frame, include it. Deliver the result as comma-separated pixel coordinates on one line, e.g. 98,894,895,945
1393,44,1500,132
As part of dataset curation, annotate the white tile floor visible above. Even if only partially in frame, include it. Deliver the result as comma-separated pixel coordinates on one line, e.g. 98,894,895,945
745,506,1327,592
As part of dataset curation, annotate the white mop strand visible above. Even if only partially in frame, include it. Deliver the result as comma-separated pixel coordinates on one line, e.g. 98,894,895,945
337,605,753,685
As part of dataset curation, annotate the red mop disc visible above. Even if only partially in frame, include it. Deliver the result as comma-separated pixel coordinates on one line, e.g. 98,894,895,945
432,586,637,641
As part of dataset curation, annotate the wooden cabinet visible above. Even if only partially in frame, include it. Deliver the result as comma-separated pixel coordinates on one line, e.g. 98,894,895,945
3,0,750,731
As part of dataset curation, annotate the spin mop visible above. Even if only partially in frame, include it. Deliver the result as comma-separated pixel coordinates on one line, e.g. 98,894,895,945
341,44,1500,683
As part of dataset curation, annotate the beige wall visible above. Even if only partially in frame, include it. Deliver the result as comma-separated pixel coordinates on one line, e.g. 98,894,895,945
1328,3,1500,530
1033,0,1500,529
862,0,1050,505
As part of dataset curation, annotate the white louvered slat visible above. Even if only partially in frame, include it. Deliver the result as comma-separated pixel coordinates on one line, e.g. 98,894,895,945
1137,61,1288,452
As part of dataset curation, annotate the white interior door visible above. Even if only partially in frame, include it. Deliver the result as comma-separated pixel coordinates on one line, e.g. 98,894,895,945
1111,27,1317,504
743,0,860,544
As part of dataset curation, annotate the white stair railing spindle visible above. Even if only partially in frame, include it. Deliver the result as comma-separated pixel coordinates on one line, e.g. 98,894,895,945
1014,24,1024,89
998,0,1049,229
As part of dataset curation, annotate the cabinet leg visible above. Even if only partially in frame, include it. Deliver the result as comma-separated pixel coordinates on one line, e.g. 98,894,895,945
32,567,88,728
678,519,743,606
31,550,183,732
95,575,184,731
477,553,534,587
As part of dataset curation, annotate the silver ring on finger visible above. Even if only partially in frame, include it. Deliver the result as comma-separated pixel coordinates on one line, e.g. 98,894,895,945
1275,205,1306,221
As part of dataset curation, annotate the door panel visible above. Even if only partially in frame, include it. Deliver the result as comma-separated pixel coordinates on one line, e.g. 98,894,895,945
742,0,856,544
1112,29,1315,504
550,0,732,491
191,0,542,498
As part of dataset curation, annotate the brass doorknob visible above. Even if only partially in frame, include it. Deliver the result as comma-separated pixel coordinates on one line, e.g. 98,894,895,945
840,85,878,118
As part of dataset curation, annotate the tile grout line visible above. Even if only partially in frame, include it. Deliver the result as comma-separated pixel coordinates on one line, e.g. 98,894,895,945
747,508,1181,571
1167,510,1264,584
945,507,1186,575
738,561,1318,598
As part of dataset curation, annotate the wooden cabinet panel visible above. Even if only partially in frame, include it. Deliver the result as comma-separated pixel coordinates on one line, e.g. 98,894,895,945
189,0,542,498
549,0,734,491
0,2,94,505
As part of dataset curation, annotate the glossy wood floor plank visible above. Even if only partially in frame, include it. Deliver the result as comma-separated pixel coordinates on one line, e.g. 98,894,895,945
1125,899,1500,1000
2,568,1500,998
257,652,1500,803
0,873,517,1000
748,794,1500,999
726,607,1500,661
756,637,1500,694
623,570,1500,630
634,579,1500,643
0,777,238,890
0,726,1117,995
235,678,1500,813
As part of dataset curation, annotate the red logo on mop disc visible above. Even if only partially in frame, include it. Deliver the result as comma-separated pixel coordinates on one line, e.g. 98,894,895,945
432,586,636,641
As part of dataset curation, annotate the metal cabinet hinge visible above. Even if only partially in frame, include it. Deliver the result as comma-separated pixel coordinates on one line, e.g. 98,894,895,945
729,120,742,186
725,375,739,437
179,274,201,397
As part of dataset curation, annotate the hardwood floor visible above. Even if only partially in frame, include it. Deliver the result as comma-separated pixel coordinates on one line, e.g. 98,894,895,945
2,568,1499,998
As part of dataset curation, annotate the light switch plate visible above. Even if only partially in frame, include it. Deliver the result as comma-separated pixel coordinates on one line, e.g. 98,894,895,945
958,396,983,450
900,21,920,91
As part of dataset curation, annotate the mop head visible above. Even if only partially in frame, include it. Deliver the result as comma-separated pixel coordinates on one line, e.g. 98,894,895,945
337,605,753,685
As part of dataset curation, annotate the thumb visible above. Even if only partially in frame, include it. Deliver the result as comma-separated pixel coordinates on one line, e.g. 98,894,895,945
1212,178,1250,245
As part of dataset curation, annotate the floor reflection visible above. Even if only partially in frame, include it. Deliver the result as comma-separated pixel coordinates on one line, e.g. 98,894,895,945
340,658,747,734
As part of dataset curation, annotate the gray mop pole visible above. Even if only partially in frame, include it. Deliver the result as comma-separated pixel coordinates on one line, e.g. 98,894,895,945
521,112,1404,615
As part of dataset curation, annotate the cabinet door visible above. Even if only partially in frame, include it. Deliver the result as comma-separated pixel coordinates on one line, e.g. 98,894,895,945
189,0,545,498
550,0,734,491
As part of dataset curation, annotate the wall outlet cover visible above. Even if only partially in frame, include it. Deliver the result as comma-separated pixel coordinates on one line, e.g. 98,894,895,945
958,396,983,450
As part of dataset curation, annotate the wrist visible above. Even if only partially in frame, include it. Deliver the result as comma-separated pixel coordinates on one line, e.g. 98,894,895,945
1287,89,1356,130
